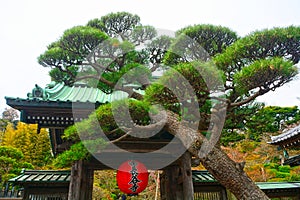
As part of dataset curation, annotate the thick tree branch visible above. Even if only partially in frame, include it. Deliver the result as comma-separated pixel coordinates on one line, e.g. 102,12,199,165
111,115,167,143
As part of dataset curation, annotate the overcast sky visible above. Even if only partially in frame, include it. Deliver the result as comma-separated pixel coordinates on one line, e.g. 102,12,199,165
0,0,300,113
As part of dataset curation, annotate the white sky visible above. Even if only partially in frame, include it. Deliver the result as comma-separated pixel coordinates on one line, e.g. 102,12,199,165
0,0,300,113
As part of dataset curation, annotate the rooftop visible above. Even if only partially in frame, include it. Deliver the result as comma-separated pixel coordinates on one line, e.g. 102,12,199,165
5,82,144,127
269,124,300,146
6,82,143,106
192,170,217,183
256,181,300,190
9,170,71,184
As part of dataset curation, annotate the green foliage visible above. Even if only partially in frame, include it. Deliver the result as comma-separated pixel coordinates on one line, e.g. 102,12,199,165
93,170,119,199
88,12,140,39
39,12,160,92
65,99,152,142
0,145,24,160
39,14,300,131
130,25,157,45
96,62,151,93
146,35,173,65
164,24,238,65
59,99,152,168
182,25,237,54
48,66,78,86
263,163,300,182
246,106,300,141
289,174,300,181
221,131,245,146
37,14,300,188
28,128,53,167
278,165,290,173
264,163,294,181
39,26,108,66
0,146,34,186
60,26,108,55
53,142,90,168
145,61,224,113
234,57,297,95
215,26,300,73
213,26,300,105
38,25,108,86
223,103,264,134
59,100,152,167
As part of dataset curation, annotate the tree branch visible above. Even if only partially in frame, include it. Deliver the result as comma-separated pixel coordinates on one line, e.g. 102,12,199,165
229,89,268,108
110,114,167,143
111,131,132,143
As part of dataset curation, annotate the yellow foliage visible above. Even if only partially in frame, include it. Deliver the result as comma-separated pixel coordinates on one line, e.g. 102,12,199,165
221,139,300,182
1,122,52,168
1,123,17,146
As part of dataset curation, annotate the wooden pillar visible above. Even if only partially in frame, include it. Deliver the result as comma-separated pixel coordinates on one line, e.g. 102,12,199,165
68,160,94,200
181,151,194,200
160,151,194,200
160,165,182,200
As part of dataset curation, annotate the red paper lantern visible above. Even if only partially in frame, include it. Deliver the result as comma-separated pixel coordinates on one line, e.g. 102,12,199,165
116,160,149,195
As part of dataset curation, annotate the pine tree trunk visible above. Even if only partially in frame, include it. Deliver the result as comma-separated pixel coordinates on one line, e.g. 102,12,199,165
164,111,270,200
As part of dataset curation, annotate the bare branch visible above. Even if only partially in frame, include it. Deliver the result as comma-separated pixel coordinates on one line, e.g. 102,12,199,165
111,131,132,143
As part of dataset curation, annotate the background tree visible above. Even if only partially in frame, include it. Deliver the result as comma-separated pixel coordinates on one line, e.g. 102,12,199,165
2,108,19,122
220,102,264,145
1,122,52,168
39,12,300,199
0,146,33,187
246,106,300,141
0,108,19,134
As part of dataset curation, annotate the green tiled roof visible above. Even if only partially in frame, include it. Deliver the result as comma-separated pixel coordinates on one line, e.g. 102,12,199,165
192,170,217,183
256,181,300,190
5,82,144,127
9,170,71,184
5,82,144,113
192,170,300,191
9,82,142,104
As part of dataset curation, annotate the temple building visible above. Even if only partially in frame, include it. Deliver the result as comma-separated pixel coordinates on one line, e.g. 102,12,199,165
4,82,300,200
269,124,300,166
